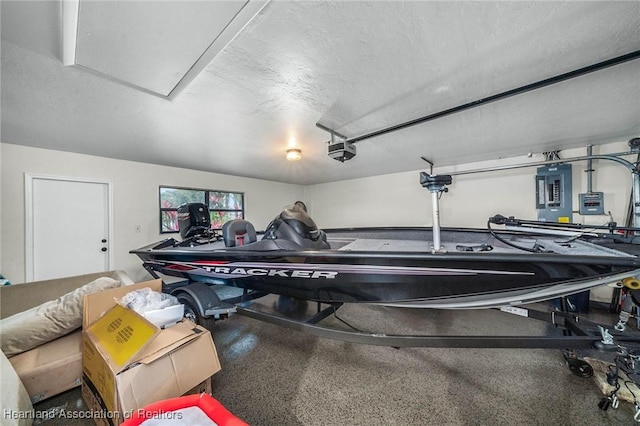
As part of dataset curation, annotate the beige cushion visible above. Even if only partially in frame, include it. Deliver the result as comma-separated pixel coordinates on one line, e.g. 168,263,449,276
0,277,121,357
1,349,33,425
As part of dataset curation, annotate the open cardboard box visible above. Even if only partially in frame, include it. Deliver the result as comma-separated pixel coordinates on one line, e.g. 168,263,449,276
81,279,221,425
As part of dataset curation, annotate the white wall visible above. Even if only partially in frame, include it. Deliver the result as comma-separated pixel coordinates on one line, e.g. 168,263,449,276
0,144,2,277
306,140,633,229
1,143,303,283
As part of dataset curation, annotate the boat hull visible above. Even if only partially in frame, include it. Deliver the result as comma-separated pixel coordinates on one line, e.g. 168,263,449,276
133,227,640,308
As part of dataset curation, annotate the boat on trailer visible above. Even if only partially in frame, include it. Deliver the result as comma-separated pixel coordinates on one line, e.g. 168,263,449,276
131,171,640,406
131,152,640,419
132,173,640,310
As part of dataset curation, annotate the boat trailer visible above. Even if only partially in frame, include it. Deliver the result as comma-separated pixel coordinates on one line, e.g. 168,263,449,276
157,275,640,351
234,300,639,351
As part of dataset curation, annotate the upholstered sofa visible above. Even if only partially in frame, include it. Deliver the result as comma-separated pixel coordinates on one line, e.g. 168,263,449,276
0,271,133,425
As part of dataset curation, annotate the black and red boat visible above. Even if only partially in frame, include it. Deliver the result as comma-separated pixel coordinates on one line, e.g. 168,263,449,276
131,177,640,310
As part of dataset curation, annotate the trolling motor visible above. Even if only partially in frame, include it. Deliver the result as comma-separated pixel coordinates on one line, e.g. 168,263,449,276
420,172,452,253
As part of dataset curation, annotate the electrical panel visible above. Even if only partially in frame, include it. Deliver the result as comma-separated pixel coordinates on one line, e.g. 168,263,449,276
578,192,605,215
535,164,573,223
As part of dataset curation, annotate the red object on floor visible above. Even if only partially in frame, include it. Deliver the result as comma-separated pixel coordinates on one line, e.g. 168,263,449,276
121,393,248,426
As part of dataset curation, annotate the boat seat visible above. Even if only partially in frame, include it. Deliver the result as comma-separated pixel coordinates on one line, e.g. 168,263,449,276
222,219,257,247
264,207,330,250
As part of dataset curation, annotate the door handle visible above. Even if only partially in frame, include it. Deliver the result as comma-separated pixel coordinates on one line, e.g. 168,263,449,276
102,239,107,243
101,247,108,252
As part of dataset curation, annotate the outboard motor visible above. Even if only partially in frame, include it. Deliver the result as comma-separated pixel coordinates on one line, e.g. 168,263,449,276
177,203,211,239
265,205,330,249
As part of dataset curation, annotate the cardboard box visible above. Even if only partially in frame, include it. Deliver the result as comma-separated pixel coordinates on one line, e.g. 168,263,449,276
186,376,212,395
9,331,82,403
81,279,221,425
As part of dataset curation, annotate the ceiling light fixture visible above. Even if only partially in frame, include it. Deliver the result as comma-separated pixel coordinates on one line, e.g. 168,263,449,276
286,148,302,161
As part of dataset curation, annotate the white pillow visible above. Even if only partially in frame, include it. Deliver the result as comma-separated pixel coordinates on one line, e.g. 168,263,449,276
0,277,121,357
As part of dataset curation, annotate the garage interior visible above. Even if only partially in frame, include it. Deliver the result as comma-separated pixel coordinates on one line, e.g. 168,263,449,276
1,1,640,425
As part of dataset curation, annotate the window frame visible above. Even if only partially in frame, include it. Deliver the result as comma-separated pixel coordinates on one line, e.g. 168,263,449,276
159,185,245,234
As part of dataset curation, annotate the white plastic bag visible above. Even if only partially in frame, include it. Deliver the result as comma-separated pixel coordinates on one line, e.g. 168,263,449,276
117,288,179,315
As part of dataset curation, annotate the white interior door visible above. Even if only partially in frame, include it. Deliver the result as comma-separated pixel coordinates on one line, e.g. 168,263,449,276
26,175,113,281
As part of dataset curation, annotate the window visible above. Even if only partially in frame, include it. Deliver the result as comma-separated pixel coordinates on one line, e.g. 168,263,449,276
159,186,244,233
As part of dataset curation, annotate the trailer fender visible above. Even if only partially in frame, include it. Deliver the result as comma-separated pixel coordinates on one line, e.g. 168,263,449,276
170,282,221,317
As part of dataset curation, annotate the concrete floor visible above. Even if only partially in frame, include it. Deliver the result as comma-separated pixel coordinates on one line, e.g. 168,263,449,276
34,296,636,425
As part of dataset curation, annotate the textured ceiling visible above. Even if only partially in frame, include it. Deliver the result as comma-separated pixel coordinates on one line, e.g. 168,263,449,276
2,1,639,185
74,1,251,96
